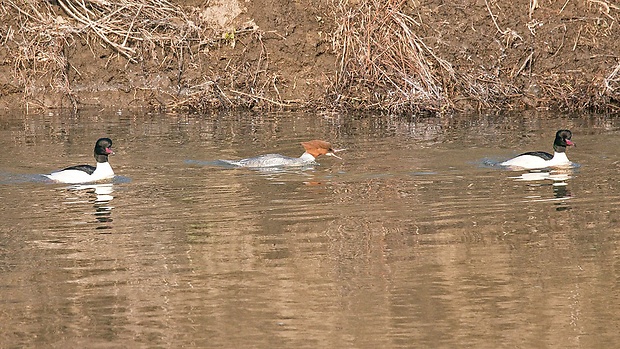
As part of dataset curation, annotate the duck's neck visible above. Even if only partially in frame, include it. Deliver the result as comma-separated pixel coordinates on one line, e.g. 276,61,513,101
95,154,109,163
94,161,114,177
550,151,570,164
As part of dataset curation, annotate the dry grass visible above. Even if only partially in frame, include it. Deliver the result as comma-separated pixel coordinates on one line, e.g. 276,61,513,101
604,62,620,95
2,0,77,108
1,0,206,109
0,0,289,111
1,0,619,113
328,0,619,113
328,0,521,113
329,0,444,112
165,27,303,112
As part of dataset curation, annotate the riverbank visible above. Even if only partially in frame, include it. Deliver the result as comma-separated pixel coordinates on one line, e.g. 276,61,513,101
1,0,619,113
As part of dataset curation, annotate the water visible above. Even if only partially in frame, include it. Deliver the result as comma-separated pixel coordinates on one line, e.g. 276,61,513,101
1,110,619,348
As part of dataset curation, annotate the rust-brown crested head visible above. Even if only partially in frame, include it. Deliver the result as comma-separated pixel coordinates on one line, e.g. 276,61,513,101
300,140,334,158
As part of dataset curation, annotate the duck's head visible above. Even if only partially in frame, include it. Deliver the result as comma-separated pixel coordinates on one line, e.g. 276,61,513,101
553,130,574,153
301,140,345,159
94,138,114,162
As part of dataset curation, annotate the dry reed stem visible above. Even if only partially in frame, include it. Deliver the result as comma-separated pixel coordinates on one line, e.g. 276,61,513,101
330,0,618,113
330,0,448,112
604,62,620,94
53,0,193,61
330,0,519,112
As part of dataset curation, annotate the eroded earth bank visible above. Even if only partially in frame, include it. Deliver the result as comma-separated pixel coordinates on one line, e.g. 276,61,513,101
1,0,619,113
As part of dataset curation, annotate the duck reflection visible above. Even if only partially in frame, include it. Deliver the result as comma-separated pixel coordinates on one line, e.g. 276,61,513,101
63,183,115,228
551,183,572,211
508,168,573,210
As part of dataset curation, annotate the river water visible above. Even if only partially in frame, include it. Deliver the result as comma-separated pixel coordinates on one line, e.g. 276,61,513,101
0,110,619,348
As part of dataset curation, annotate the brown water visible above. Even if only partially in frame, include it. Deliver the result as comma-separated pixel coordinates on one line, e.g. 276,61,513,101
1,110,619,348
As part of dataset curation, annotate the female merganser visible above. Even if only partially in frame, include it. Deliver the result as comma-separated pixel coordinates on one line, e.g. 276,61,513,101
45,138,115,183
501,129,575,170
222,140,344,168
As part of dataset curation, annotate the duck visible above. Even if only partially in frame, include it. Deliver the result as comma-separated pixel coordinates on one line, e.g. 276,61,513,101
221,140,344,168
501,130,575,170
45,138,115,183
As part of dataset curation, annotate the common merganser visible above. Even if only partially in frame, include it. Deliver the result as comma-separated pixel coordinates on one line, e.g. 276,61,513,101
222,140,344,168
501,130,575,170
45,138,115,184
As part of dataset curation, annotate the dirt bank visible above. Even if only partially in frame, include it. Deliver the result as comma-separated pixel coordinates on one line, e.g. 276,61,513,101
1,0,619,113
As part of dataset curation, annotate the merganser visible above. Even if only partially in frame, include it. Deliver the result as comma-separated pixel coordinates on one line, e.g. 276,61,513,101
222,140,344,168
45,138,115,184
501,130,575,170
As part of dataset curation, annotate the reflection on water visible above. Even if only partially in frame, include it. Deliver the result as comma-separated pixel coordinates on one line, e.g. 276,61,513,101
63,184,115,228
552,183,572,211
508,168,573,182
0,110,619,348
508,168,574,209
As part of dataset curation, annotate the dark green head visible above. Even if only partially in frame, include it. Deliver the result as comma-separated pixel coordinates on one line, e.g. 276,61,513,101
94,138,113,162
553,130,574,153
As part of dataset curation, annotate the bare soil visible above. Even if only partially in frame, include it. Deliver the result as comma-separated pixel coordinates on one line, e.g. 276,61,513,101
1,0,619,113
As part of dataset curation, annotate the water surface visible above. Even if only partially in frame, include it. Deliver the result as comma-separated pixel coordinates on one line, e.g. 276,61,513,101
1,110,619,348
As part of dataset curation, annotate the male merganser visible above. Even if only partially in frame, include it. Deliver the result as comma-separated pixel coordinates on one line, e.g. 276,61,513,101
222,140,344,168
501,130,575,170
45,138,115,183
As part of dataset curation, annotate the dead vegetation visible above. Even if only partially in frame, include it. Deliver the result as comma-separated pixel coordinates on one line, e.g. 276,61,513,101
0,0,619,113
0,0,276,111
2,0,197,109
329,0,620,113
330,1,453,112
